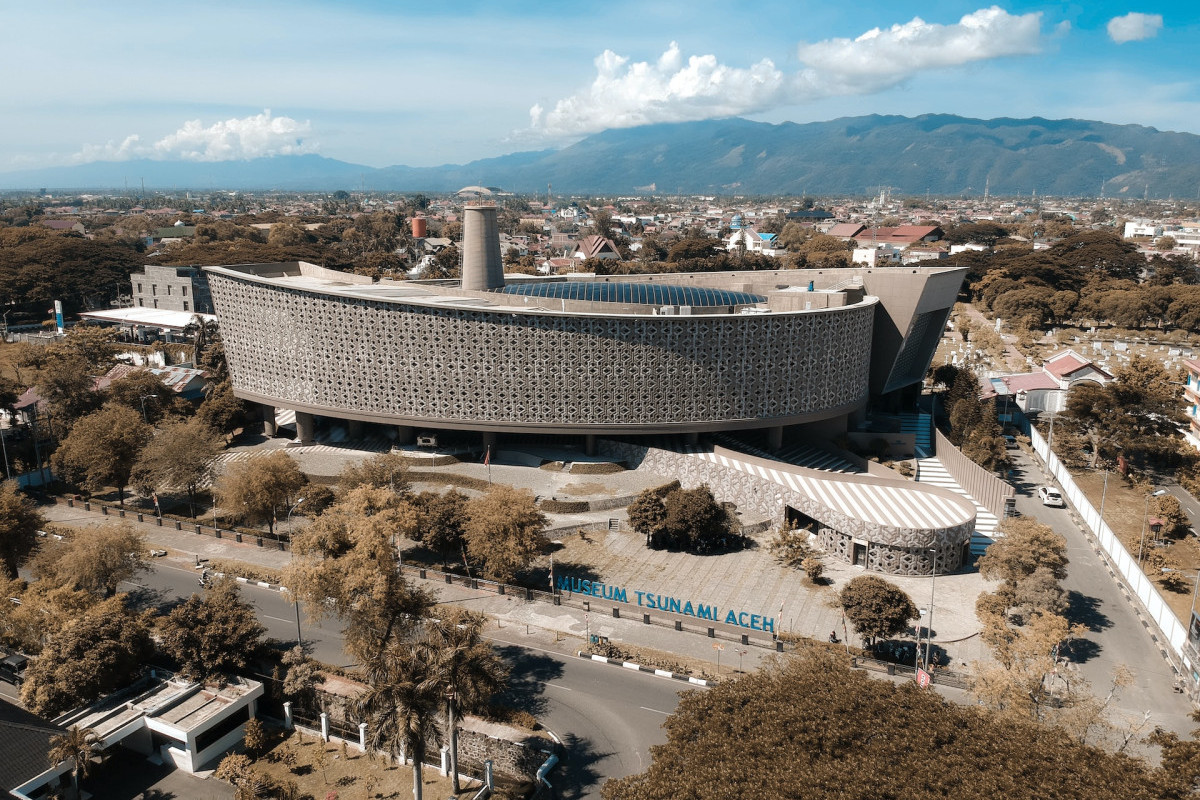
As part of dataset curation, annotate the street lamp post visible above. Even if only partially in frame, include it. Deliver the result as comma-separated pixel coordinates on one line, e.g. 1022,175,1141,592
925,547,938,670
1138,489,1169,567
139,394,158,423
287,497,305,524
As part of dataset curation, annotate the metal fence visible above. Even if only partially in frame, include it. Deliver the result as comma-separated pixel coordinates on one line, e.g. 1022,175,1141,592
398,563,787,652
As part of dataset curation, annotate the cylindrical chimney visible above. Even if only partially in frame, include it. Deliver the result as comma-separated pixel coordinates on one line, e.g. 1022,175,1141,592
461,204,504,291
411,217,427,238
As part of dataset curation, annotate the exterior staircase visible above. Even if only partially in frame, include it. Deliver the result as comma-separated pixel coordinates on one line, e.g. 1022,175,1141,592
914,456,1000,557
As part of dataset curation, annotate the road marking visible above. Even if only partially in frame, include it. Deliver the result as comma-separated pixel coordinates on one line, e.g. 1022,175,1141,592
541,682,573,691
639,706,670,715
262,615,295,623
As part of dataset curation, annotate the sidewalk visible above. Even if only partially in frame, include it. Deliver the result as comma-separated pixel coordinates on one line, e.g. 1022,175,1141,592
40,499,992,672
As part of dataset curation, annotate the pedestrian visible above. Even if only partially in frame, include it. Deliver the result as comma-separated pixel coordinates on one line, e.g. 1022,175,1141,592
829,630,838,643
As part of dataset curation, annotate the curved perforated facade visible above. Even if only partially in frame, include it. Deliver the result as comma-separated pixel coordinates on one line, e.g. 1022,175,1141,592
206,269,876,434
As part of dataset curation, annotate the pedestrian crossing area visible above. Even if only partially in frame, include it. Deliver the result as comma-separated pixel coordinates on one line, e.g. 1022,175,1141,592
915,457,1001,556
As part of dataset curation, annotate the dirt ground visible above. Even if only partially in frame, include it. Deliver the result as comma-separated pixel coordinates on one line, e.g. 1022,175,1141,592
253,729,479,800
1073,469,1200,625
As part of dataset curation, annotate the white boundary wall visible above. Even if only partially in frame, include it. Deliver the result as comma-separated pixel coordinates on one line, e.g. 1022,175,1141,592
1031,427,1190,670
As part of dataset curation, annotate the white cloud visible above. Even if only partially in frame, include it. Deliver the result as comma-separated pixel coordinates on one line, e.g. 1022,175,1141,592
73,111,317,163
1106,12,1163,44
529,7,1044,139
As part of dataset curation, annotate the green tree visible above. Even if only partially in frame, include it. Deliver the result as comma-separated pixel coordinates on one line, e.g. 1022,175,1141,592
52,404,152,504
357,643,442,800
426,609,508,792
627,488,667,546
37,353,102,428
655,485,732,553
339,451,411,495
32,522,149,597
132,418,223,517
21,596,153,717
838,575,918,646
284,487,432,663
1060,355,1185,468
977,517,1069,624
196,379,248,435
602,650,1159,800
0,481,44,578
463,486,547,582
105,369,188,423
156,578,266,680
47,725,100,795
411,489,469,565
214,450,307,536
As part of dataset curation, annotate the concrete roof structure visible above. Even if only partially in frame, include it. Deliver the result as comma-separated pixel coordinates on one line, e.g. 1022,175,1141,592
78,307,215,332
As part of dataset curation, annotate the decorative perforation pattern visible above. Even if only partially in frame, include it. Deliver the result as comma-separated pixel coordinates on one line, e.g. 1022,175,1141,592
209,275,875,430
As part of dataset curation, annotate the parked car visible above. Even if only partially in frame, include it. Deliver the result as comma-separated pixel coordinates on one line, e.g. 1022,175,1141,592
1003,435,1018,449
0,651,28,686
1038,486,1065,508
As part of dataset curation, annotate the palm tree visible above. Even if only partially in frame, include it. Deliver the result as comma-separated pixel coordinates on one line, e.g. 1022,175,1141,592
428,611,509,793
357,643,443,800
48,726,100,798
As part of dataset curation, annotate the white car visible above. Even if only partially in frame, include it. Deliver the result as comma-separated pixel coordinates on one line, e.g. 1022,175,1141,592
1038,486,1065,508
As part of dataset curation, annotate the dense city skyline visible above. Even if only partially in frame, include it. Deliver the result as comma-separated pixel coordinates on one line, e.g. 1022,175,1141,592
1,2,1191,172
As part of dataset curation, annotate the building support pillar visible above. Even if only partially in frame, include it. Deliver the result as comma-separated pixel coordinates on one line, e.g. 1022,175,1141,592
584,434,597,457
294,412,316,446
261,405,276,437
482,431,497,450
685,432,700,446
396,425,415,445
347,419,364,439
768,425,784,452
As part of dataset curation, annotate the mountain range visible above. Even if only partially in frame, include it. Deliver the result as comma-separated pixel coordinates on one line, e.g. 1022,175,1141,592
5,114,1200,198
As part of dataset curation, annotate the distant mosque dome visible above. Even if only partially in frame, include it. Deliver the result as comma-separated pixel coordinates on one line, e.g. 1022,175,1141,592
731,214,744,229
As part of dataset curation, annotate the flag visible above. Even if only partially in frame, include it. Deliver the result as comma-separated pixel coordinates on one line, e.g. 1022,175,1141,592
484,446,491,467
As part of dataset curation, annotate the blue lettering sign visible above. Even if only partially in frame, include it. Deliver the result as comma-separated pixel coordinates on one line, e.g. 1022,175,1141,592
725,610,738,625
763,618,775,633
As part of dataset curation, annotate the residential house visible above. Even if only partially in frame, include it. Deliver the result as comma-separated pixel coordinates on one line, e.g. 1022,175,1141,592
725,228,781,256
574,235,621,261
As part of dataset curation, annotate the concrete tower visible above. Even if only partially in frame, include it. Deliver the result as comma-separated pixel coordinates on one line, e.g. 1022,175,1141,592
460,203,504,291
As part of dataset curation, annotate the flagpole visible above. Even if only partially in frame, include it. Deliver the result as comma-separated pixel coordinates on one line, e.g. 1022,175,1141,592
485,445,492,484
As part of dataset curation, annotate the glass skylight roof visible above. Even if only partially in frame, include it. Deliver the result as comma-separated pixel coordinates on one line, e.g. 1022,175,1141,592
497,282,764,307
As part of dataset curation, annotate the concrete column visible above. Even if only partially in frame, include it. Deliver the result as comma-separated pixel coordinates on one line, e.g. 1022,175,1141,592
319,711,329,742
685,432,700,446
359,722,367,752
262,405,277,437
482,431,497,449
584,434,597,456
395,425,415,445
295,412,316,445
440,745,450,777
347,419,364,439
768,425,784,452
283,701,293,730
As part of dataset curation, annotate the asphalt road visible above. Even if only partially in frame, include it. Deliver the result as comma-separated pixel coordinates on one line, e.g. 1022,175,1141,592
124,560,685,799
1009,449,1192,736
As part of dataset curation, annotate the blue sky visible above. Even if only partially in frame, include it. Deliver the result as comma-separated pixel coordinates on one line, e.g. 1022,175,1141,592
1,1,1193,171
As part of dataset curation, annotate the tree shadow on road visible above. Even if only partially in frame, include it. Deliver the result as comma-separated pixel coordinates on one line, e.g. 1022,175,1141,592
493,645,564,719
1065,589,1112,634
553,732,611,800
